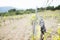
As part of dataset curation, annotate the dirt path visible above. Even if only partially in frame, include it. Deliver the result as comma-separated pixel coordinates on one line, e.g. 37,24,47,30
0,15,32,40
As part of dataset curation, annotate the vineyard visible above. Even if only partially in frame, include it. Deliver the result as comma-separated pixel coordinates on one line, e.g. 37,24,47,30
0,10,60,40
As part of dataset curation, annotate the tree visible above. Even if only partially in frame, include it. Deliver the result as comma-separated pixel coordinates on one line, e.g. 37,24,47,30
25,9,35,13
8,9,16,12
16,10,24,15
55,5,60,10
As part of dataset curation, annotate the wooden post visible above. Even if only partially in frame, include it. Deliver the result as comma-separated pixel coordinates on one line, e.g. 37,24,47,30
32,20,36,40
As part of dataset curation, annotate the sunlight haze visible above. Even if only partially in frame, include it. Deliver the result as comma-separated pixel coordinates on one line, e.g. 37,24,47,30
0,0,60,9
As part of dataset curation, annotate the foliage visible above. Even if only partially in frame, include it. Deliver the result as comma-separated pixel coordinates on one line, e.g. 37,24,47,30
30,14,36,21
37,7,45,12
55,5,60,10
0,5,60,16
57,27,60,35
25,9,35,13
46,6,55,11
16,10,24,15
8,9,16,12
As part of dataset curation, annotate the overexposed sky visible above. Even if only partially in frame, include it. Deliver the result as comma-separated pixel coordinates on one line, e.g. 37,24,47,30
0,0,60,9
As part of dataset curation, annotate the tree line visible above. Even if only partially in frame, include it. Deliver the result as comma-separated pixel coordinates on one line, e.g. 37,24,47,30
0,5,60,16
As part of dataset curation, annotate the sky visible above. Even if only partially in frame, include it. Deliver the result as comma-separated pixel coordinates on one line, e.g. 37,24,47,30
0,0,60,9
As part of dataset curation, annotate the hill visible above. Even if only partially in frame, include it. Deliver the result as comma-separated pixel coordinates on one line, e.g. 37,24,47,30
0,6,15,12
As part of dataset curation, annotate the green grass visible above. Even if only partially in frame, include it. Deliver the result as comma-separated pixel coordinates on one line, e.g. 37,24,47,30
39,10,60,19
0,14,27,20
57,26,60,35
0,20,2,27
